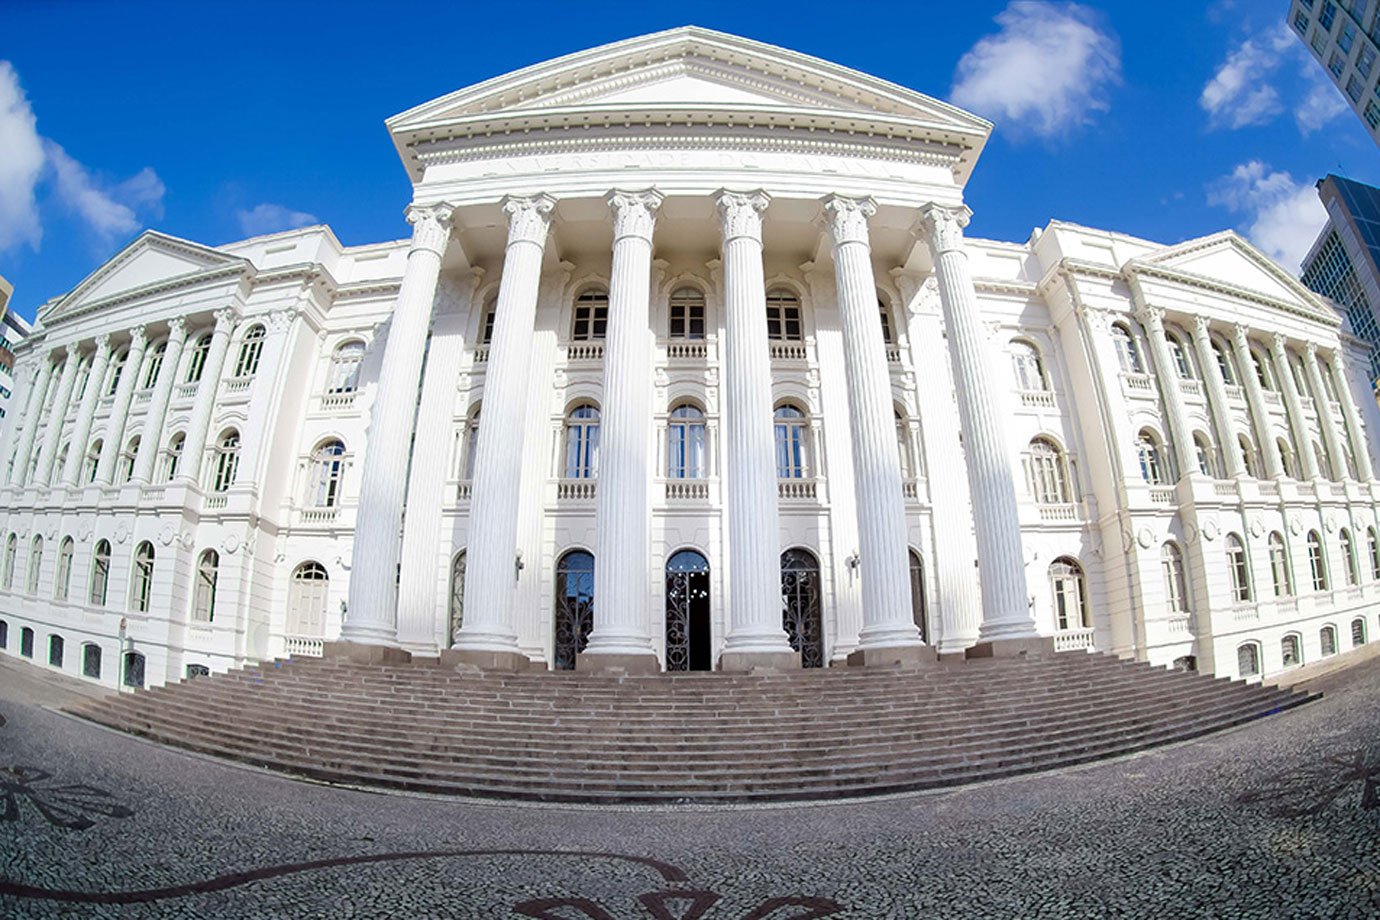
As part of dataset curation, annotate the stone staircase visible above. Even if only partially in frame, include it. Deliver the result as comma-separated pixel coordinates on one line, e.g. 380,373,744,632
67,652,1317,804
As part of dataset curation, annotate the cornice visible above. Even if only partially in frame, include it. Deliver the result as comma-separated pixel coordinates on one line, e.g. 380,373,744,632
44,263,253,327
334,280,404,301
1124,261,1339,327
972,278,1039,298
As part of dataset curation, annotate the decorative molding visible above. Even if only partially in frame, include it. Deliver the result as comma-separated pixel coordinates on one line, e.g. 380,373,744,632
916,203,970,255
715,190,770,243
821,194,876,247
405,204,456,256
501,194,556,247
607,189,664,242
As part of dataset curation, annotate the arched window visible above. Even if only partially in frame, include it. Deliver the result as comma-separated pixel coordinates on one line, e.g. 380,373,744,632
83,439,103,484
449,551,466,646
1313,441,1330,480
1341,527,1360,586
52,443,69,486
878,298,895,345
105,348,127,396
1307,530,1328,592
1250,348,1275,390
571,288,609,341
1352,617,1367,646
54,537,74,601
122,651,145,688
20,626,33,657
669,287,706,340
130,541,155,613
27,536,44,594
1028,437,1070,505
162,432,184,482
1194,432,1219,479
185,333,212,383
1277,438,1296,479
90,539,111,606
553,550,595,670
1238,435,1259,479
667,403,706,479
287,562,329,637
1161,542,1189,614
82,643,101,679
234,324,265,377
461,404,480,480
192,549,219,623
1289,352,1309,395
1010,340,1047,391
1268,532,1293,597
1111,323,1142,373
1281,633,1303,667
1210,338,1236,384
212,430,240,493
1226,534,1252,602
0,620,7,648
563,405,600,479
328,340,366,393
48,634,64,668
73,355,92,401
142,341,166,388
118,436,139,485
1319,357,1339,401
1137,429,1167,485
774,405,811,479
1320,625,1338,657
478,299,497,345
1232,641,1255,676
766,289,803,342
1050,557,1089,631
2,533,15,589
1166,331,1194,379
908,549,928,644
310,440,346,507
896,409,917,480
1369,527,1380,580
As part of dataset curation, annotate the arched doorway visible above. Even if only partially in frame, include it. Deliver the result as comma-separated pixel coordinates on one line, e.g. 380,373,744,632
908,548,928,644
553,550,595,670
665,550,711,671
781,548,824,668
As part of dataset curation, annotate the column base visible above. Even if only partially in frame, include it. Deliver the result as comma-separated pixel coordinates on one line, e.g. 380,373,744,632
719,650,801,672
576,651,661,674
965,636,1056,660
846,645,938,668
439,649,531,671
321,641,413,665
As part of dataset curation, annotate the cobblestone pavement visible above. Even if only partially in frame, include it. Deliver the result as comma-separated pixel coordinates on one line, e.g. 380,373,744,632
1,656,1377,919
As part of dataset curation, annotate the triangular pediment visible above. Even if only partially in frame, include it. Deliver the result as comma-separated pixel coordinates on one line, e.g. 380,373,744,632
389,26,990,142
1129,232,1334,319
44,231,250,323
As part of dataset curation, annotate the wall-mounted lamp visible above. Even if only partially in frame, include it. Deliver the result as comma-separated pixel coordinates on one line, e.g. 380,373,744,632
845,551,860,573
515,550,525,581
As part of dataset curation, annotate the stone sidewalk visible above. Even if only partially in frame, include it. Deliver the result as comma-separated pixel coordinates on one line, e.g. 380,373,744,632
1,654,1377,918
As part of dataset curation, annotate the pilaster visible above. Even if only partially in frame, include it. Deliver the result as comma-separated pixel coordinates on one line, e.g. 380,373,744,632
177,309,238,486
95,327,147,486
132,318,189,484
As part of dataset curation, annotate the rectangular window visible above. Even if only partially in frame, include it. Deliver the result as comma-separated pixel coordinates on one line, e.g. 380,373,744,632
1295,11,1311,34
1340,21,1357,52
1359,44,1376,78
1315,29,1330,53
1349,74,1365,101
1366,99,1380,128
1330,50,1347,76
1321,1,1338,30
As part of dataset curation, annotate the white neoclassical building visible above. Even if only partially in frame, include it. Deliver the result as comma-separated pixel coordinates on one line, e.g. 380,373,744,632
2,27,1380,689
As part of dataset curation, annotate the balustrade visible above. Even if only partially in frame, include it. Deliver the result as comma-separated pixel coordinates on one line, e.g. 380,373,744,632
777,479,817,500
665,480,709,500
1019,389,1055,409
557,479,597,500
768,342,808,362
1038,502,1077,522
300,508,339,525
665,340,708,360
565,342,604,362
285,635,324,657
1053,628,1095,652
1148,487,1175,504
319,392,356,411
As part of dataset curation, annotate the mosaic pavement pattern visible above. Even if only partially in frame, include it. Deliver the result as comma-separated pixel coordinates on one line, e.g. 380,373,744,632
0,656,1377,918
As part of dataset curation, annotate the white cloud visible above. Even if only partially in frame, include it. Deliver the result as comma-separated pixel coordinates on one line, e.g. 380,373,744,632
949,2,1121,139
1199,35,1287,128
1207,161,1328,271
46,140,164,244
236,203,319,237
0,60,45,252
1295,69,1349,135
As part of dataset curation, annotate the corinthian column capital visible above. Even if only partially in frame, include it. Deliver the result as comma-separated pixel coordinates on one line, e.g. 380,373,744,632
93,333,113,355
128,325,147,349
606,189,663,243
915,203,971,255
404,203,455,256
715,189,770,244
821,194,877,247
1270,332,1288,356
1134,304,1165,329
166,316,188,341
1192,314,1211,339
212,308,239,333
501,193,556,247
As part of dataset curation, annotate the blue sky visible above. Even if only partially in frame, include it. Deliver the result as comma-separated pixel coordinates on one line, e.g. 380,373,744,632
0,0,1374,323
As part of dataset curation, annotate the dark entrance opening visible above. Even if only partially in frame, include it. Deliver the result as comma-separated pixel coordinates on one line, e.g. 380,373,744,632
665,550,711,671
781,548,824,668
553,550,595,671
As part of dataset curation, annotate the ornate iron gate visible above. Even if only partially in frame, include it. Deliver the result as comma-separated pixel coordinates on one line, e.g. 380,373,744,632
553,551,595,670
665,550,710,671
780,548,824,668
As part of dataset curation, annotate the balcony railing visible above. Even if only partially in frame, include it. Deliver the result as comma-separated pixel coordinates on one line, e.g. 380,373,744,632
557,479,597,500
769,342,808,362
901,479,920,501
456,480,472,501
666,341,708,360
1053,628,1095,652
204,494,228,510
285,635,324,658
222,376,253,394
134,388,153,406
300,507,339,525
1262,389,1282,406
1038,502,1078,522
1214,481,1237,498
174,382,199,401
1121,372,1155,396
665,480,709,500
778,479,817,500
140,486,166,503
1019,389,1055,409
1148,487,1175,504
1297,481,1316,497
1259,480,1279,497
1179,378,1203,398
1231,603,1259,624
886,346,903,363
565,342,604,362
320,392,356,411
1224,383,1245,402
1165,615,1192,636
472,346,490,364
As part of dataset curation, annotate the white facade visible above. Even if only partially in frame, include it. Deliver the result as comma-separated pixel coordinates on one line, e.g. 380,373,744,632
2,28,1380,689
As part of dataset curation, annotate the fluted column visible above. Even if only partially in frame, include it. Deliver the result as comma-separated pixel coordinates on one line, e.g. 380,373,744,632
918,204,1036,644
1329,349,1375,481
233,307,297,485
1190,317,1244,479
454,194,555,667
94,327,147,486
1304,343,1349,480
34,344,81,486
1271,334,1319,480
340,203,454,650
61,335,112,486
1136,305,1196,478
176,309,237,486
132,318,188,484
1232,324,1282,478
9,355,54,486
822,194,923,659
582,189,663,671
715,190,798,669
